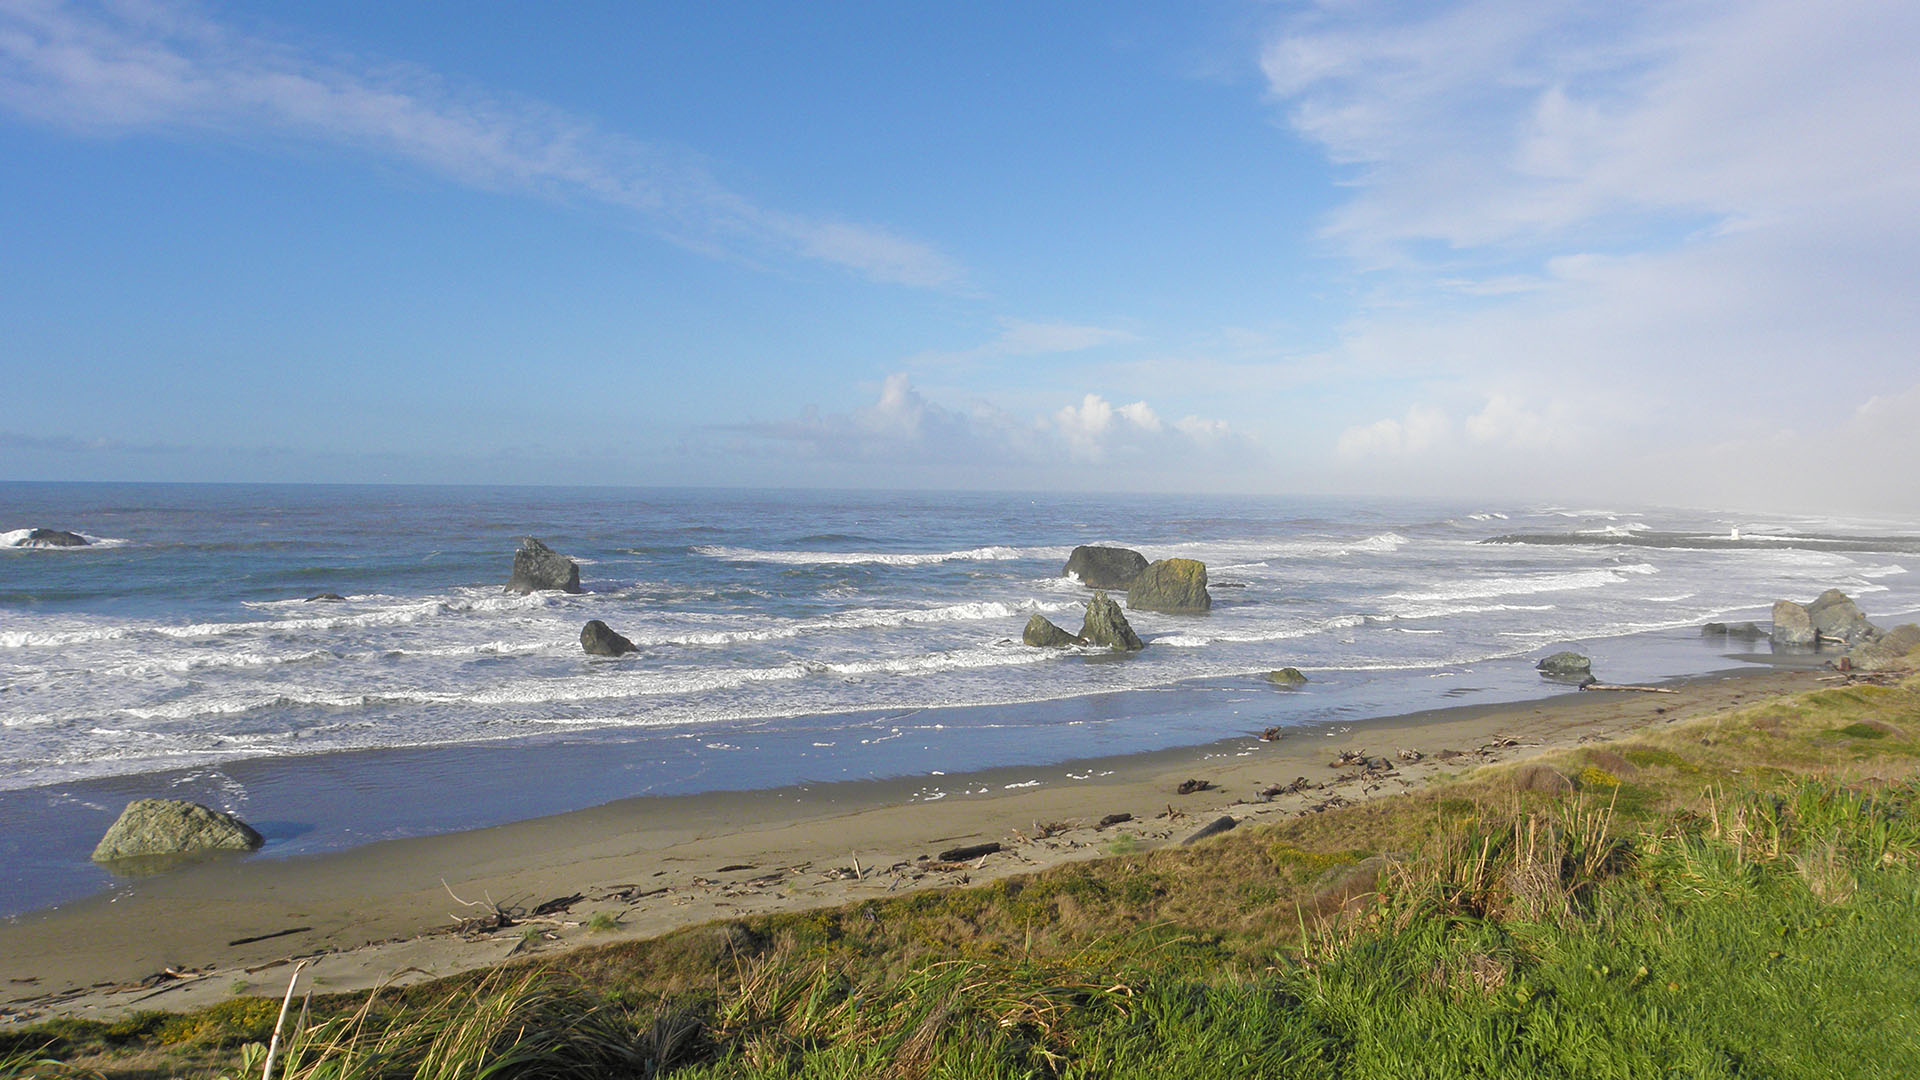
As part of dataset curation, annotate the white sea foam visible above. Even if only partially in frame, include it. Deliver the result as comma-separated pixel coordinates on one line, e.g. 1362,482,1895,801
693,544,1065,566
1375,601,1558,621
1382,565,1656,603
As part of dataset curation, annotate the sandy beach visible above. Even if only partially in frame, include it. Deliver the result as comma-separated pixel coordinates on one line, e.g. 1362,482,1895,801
0,664,1823,1025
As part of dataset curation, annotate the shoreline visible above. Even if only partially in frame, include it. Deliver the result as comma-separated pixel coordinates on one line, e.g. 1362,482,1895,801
0,661,1823,1025
0,621,1801,920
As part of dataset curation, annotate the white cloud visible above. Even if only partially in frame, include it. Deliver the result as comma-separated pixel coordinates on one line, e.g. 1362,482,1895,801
736,376,1242,473
1263,0,1920,261
1261,0,1920,513
1335,404,1450,459
0,0,963,287
907,317,1137,369
993,319,1135,356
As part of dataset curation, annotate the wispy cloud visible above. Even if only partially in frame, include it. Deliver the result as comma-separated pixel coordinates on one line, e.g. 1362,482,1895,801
727,373,1246,473
1259,0,1920,512
0,0,964,287
906,317,1137,369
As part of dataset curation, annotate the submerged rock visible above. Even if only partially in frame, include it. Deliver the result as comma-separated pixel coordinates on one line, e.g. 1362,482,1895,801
1126,558,1212,613
1079,591,1144,651
581,619,637,656
1265,667,1309,687
305,592,346,603
1063,546,1148,589
1022,614,1084,647
16,528,88,547
92,799,264,862
1535,651,1593,678
505,537,582,594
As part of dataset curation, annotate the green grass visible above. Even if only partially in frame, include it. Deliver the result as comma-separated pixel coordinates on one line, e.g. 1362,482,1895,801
12,671,1920,1078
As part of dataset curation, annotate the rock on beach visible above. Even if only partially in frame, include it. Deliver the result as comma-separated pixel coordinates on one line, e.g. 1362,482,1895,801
1535,651,1592,679
91,799,264,862
1773,589,1879,646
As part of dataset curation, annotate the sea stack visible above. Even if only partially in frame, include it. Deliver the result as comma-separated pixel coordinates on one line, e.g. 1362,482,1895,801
581,619,637,656
1063,545,1148,590
1126,558,1212,613
1023,614,1085,647
1080,591,1144,651
505,537,583,594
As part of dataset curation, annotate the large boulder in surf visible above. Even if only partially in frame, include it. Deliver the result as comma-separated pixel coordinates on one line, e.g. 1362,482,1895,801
1771,599,1815,646
581,619,637,656
1846,624,1920,671
1806,589,1879,645
1079,591,1144,652
1265,667,1309,687
1536,651,1592,679
1023,614,1084,647
1063,546,1148,590
16,528,88,547
91,799,263,862
1126,558,1212,613
505,537,582,594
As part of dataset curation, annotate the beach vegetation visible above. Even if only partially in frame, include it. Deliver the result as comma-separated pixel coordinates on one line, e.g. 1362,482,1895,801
13,672,1920,1077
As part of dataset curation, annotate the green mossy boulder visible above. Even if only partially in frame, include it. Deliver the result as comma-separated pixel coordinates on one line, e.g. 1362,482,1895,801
92,799,264,862
1265,667,1309,687
1535,651,1592,678
1126,558,1212,613
1080,591,1144,651
1023,614,1085,647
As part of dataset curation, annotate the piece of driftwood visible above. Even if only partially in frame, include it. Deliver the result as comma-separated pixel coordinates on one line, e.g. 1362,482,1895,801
936,841,1001,862
1578,683,1679,694
1096,812,1133,828
531,894,584,917
228,927,312,948
1182,816,1238,845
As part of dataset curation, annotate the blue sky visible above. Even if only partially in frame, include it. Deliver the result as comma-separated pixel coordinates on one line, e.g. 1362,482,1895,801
3,1,1917,513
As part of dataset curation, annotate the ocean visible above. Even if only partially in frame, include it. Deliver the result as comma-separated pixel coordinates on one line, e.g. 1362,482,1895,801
3,482,1917,916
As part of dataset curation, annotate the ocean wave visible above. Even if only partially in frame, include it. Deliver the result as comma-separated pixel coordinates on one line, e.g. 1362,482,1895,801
99,642,1051,723
1374,601,1558,621
625,599,1076,646
1153,614,1369,648
693,544,1067,566
1382,565,1656,603
0,624,132,648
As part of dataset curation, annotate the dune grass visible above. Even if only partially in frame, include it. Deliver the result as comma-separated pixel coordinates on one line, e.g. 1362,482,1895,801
9,669,1920,1078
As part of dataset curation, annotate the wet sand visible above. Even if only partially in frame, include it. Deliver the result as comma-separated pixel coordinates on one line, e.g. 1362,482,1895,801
0,666,1820,1023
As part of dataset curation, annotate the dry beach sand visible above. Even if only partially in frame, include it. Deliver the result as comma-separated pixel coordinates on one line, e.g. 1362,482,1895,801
0,666,1822,1024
